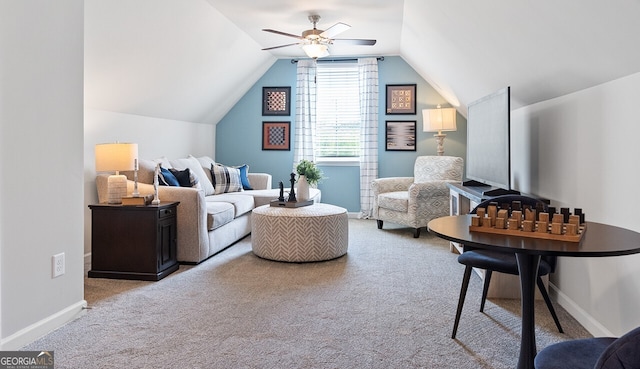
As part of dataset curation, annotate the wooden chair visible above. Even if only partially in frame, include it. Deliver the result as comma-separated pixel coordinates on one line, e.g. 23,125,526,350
452,195,563,339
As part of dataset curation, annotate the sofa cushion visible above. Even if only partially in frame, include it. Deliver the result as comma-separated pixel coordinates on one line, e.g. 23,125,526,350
211,164,243,194
205,202,235,230
170,156,215,196
207,193,254,218
378,191,409,212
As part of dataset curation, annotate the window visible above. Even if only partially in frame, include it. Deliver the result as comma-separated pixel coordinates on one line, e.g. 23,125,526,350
315,63,360,159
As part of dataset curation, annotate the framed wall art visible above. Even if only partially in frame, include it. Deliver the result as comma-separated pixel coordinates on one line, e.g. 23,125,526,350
386,84,417,115
262,86,291,116
262,121,290,150
385,120,417,151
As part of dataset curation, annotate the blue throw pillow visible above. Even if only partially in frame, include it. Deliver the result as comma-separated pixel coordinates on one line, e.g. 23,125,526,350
158,166,180,186
235,164,253,190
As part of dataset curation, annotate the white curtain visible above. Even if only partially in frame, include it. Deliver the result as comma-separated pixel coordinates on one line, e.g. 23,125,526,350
358,58,379,218
293,59,317,166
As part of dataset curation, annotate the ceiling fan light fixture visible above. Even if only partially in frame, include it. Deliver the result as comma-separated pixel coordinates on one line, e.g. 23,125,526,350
302,43,329,59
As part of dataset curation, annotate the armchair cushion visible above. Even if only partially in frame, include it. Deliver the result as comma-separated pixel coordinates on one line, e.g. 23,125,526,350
378,191,409,212
414,156,463,182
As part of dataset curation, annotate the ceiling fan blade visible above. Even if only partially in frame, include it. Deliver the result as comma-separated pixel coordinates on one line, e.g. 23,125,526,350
331,38,377,46
320,22,350,39
262,43,301,51
262,29,304,40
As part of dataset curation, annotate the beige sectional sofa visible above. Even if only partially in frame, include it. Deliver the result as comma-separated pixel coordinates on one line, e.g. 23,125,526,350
96,155,320,264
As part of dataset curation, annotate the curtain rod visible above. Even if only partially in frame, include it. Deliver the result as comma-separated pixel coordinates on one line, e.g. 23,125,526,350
290,56,384,64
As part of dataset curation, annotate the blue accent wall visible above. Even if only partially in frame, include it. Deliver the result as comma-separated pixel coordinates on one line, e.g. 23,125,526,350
216,56,467,212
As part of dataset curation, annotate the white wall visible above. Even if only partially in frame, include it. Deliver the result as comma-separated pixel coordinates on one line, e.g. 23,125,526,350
84,108,216,255
511,72,640,336
0,0,86,349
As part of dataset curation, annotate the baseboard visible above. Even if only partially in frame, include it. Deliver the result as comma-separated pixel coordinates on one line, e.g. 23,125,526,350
0,300,88,350
549,282,614,337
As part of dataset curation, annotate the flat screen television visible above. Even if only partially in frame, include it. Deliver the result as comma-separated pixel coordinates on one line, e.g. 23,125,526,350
465,86,518,196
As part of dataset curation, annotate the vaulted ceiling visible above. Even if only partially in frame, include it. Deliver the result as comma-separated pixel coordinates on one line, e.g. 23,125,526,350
84,0,640,124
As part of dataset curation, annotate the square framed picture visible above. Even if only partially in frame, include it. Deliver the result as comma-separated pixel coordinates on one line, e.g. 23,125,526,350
262,86,291,116
262,121,290,150
385,120,417,151
386,84,417,115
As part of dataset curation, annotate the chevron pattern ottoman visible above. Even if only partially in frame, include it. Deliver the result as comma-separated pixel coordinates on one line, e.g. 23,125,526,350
251,203,348,262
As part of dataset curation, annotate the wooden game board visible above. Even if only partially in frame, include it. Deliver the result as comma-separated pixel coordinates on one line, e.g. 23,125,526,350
469,222,586,242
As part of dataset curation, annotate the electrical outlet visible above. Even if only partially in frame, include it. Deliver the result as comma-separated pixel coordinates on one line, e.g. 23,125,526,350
52,253,65,278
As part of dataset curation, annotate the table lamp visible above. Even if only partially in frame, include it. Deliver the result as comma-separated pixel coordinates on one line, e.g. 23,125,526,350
423,105,457,156
95,143,138,204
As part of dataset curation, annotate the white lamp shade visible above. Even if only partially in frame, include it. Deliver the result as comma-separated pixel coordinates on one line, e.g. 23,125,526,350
423,108,457,133
95,143,138,172
302,43,329,59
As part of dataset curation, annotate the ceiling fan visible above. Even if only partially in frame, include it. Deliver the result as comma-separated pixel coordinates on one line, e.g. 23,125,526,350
262,15,376,59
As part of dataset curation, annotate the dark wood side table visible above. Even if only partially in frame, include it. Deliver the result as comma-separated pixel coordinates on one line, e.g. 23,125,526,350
88,202,179,281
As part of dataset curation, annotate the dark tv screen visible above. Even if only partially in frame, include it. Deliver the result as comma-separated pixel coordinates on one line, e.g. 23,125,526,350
466,86,511,190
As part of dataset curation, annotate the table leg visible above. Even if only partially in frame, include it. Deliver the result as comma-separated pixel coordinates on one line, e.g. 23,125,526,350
515,253,541,369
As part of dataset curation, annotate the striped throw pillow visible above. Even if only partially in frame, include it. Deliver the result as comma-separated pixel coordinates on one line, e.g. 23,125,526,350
210,164,242,194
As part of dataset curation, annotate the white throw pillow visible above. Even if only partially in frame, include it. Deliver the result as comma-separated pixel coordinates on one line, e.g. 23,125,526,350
169,156,215,195
196,156,216,185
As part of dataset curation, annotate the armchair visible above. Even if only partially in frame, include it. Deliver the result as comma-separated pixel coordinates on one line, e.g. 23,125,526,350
372,156,463,237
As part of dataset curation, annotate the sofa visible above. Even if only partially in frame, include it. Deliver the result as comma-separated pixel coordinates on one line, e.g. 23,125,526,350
96,155,320,264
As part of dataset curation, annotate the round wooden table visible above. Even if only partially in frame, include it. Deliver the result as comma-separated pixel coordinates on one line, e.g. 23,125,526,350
428,215,640,369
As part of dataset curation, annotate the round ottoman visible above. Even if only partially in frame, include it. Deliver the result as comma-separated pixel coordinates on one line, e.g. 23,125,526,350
251,203,348,262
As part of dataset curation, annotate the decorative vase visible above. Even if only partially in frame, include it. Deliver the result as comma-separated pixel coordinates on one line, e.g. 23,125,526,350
297,175,310,202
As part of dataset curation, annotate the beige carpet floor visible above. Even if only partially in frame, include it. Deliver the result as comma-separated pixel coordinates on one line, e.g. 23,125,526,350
22,219,591,368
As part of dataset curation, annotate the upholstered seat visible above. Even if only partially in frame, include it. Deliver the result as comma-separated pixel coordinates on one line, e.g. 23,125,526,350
371,156,463,237
534,326,640,369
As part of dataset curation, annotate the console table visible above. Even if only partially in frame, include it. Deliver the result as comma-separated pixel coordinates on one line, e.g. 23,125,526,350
428,215,640,369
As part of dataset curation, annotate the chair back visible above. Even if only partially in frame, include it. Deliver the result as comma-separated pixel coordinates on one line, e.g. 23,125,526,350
471,194,548,215
414,156,463,183
595,326,640,369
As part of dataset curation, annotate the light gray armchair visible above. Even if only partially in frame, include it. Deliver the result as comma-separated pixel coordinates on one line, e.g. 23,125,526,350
371,156,464,237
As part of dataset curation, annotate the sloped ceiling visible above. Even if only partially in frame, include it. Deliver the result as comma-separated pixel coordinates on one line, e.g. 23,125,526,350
85,0,640,124
400,0,640,113
84,0,276,124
